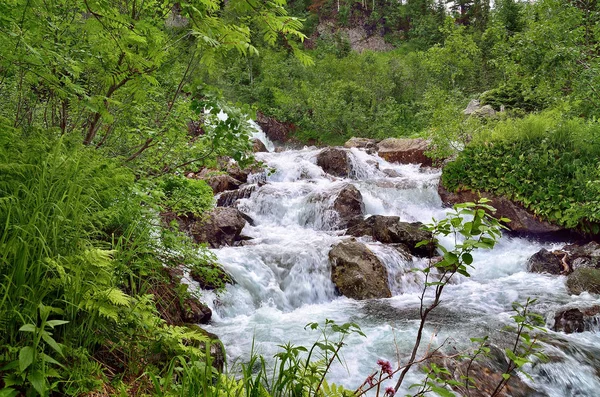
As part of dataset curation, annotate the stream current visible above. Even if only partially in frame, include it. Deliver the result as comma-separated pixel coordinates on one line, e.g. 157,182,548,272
198,132,600,396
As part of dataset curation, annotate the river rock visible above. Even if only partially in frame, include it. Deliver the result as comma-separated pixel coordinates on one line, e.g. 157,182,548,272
256,111,294,142
328,239,391,300
190,207,247,248
563,242,600,270
554,306,600,334
316,147,351,177
252,138,268,153
217,184,257,207
566,268,600,295
526,249,565,275
344,137,378,153
438,184,565,237
203,174,242,195
346,215,435,257
333,184,365,227
377,138,432,166
190,263,234,290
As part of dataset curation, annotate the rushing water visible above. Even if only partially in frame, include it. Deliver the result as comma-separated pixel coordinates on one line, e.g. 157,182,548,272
199,133,600,396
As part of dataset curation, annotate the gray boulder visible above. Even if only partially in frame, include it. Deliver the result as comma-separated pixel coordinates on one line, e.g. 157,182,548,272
566,268,600,295
252,138,268,153
316,148,351,177
190,207,247,248
526,249,566,275
329,239,391,300
346,215,435,257
344,137,378,153
333,184,365,227
377,138,432,166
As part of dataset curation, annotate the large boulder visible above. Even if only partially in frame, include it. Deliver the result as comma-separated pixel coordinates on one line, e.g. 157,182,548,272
563,242,600,270
329,240,391,300
333,185,365,227
189,207,247,248
346,215,435,257
344,137,378,153
256,111,295,142
377,138,432,166
217,184,258,207
463,99,497,117
203,174,242,195
566,268,600,295
438,184,565,237
316,148,351,177
554,306,600,334
526,249,566,275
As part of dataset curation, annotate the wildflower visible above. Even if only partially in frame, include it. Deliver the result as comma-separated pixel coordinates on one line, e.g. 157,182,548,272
377,359,393,377
366,374,375,387
385,387,395,397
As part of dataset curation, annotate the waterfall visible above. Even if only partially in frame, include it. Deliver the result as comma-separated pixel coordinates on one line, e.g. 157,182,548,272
196,145,600,396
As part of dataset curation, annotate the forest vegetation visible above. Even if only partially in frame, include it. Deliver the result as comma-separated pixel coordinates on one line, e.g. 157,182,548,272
0,0,599,396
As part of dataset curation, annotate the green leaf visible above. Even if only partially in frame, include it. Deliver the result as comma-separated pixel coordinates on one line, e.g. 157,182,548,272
0,388,19,397
45,319,69,328
19,346,35,372
429,384,456,397
41,332,63,356
28,370,46,395
19,324,36,333
462,253,473,265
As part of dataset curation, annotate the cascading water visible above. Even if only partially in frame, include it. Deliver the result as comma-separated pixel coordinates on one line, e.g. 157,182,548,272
199,132,600,396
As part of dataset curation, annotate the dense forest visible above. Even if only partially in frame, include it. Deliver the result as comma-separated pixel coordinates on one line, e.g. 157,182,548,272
1,0,600,396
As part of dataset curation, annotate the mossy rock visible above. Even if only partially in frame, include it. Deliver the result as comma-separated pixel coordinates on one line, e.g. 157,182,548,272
566,268,600,295
185,325,226,372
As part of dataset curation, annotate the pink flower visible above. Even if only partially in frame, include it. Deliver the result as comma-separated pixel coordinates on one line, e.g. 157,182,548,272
377,359,393,377
385,387,395,397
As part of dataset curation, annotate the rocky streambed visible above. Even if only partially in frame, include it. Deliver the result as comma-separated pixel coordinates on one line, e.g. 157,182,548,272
179,135,600,396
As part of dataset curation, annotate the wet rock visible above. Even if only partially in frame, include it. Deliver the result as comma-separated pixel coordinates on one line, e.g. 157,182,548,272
377,138,432,166
381,168,402,178
566,268,600,295
333,184,365,228
328,239,391,300
203,174,242,195
252,138,268,153
256,111,295,142
217,184,257,207
438,184,565,237
316,147,351,177
163,207,247,248
554,308,585,333
346,215,435,257
190,263,235,290
554,306,600,334
181,298,212,324
344,137,378,153
563,242,600,270
428,345,538,397
526,249,565,275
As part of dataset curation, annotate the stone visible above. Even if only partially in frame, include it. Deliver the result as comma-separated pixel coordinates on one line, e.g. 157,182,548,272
463,99,481,115
316,148,351,177
252,138,268,153
344,137,379,153
438,184,566,237
181,298,212,324
377,138,432,166
256,111,295,142
217,184,257,207
526,249,565,275
193,207,247,248
563,242,600,270
190,263,234,290
186,325,226,372
329,239,392,300
346,215,435,257
381,168,402,178
464,100,497,118
203,174,242,195
554,306,600,334
333,185,365,227
566,268,600,295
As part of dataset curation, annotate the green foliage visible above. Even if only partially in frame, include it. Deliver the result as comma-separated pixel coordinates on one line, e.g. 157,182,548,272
158,175,214,217
442,112,600,232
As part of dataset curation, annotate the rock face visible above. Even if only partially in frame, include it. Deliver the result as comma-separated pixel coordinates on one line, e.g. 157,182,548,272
217,184,257,207
256,111,294,142
187,325,226,372
328,240,391,300
252,138,268,153
344,137,378,153
438,184,565,237
554,306,600,334
377,138,432,166
566,268,600,295
316,148,351,177
526,249,565,275
346,215,435,257
333,185,365,227
192,207,247,248
203,174,242,195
